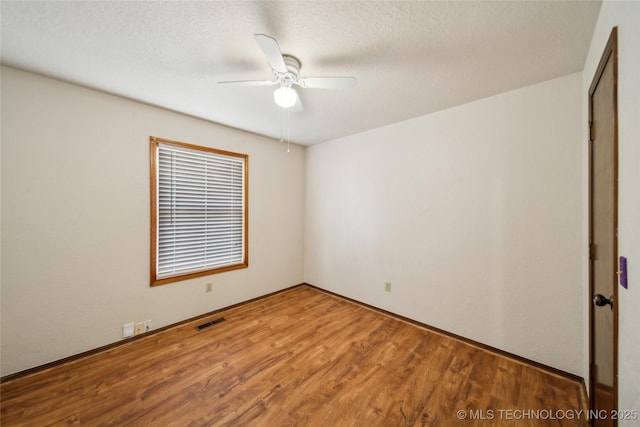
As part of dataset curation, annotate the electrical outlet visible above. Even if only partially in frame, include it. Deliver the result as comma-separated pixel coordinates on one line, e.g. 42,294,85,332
206,282,212,292
385,281,391,292
123,322,134,338
144,319,151,332
134,322,144,335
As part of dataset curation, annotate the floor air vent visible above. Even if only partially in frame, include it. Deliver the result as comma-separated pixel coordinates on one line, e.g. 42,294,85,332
196,317,226,331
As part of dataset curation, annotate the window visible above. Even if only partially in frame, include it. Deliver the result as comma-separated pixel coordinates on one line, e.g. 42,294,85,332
150,137,248,286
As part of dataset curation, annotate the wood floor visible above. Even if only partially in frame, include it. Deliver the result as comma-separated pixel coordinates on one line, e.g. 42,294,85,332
1,285,587,426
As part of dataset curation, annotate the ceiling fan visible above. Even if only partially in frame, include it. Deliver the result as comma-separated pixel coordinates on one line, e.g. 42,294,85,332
218,34,357,112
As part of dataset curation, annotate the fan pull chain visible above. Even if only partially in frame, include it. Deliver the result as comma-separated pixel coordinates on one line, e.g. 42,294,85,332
278,107,291,153
280,108,284,143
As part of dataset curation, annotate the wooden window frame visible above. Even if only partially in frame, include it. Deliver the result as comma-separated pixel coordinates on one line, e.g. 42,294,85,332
150,136,248,286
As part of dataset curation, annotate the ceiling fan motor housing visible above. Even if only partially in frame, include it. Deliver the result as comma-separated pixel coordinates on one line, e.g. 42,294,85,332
276,55,301,86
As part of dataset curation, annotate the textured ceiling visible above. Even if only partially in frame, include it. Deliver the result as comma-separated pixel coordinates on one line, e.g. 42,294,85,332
1,1,601,146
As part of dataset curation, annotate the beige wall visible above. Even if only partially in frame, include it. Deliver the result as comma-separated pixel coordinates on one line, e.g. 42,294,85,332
305,73,584,375
582,1,640,418
0,67,305,375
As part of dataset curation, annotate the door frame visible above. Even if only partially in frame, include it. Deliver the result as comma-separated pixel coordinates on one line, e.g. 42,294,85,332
588,26,618,418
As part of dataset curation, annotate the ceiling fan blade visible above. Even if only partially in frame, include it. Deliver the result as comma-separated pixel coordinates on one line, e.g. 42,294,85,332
253,34,287,73
297,76,357,89
217,80,276,87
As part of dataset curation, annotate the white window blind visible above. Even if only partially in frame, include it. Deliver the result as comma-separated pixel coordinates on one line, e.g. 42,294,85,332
154,141,246,282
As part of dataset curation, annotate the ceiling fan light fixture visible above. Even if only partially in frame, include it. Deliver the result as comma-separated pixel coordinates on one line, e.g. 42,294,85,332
273,86,297,108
